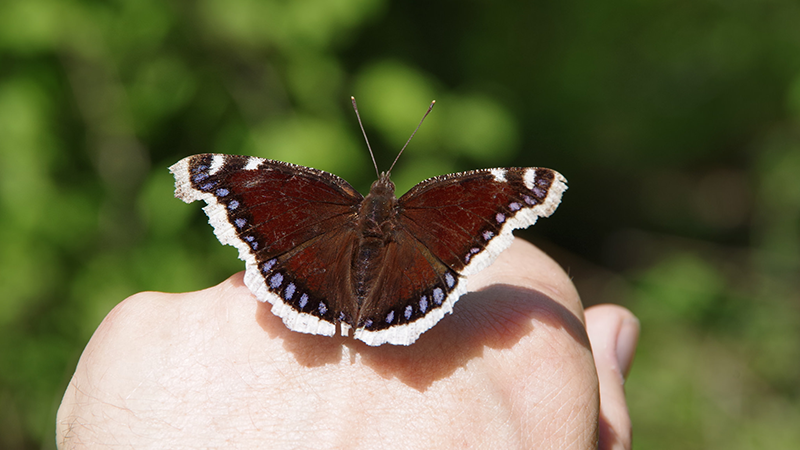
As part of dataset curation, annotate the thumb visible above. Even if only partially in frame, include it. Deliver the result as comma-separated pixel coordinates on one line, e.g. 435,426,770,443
585,304,639,450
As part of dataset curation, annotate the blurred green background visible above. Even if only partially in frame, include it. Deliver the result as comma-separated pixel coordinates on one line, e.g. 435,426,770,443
1,0,799,448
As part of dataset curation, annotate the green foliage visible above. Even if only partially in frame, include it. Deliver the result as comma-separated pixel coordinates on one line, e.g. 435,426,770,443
1,0,799,448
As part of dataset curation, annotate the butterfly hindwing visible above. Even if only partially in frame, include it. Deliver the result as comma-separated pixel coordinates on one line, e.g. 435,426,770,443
253,224,360,337
353,229,464,346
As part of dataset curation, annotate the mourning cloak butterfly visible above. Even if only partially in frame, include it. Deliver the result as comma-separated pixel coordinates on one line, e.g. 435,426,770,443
170,103,567,346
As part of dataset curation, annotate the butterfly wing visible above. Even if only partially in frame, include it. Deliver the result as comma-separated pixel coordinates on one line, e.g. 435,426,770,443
170,153,364,337
353,167,567,346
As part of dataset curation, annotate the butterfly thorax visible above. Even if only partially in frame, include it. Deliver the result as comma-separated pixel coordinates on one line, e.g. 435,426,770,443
351,174,398,304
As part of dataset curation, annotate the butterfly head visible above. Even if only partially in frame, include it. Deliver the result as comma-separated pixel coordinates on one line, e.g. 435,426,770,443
369,172,396,198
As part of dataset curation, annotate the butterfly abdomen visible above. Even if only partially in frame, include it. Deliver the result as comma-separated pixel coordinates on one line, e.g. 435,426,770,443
351,175,399,310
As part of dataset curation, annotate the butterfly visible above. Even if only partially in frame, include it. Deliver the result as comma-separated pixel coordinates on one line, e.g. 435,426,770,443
169,99,567,346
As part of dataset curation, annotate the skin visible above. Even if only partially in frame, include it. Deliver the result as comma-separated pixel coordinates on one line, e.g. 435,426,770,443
57,239,638,449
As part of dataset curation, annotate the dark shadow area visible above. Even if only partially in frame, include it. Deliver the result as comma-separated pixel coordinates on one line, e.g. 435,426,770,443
255,282,590,391
598,411,622,450
254,297,348,367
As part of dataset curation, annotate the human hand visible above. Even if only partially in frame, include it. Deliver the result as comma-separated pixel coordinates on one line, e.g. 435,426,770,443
57,238,637,449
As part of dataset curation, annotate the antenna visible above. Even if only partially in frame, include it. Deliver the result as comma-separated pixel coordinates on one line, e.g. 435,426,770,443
351,97,436,177
387,100,435,175
351,96,380,178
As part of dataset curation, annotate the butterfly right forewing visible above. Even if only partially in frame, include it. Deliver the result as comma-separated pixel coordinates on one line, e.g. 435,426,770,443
397,167,567,276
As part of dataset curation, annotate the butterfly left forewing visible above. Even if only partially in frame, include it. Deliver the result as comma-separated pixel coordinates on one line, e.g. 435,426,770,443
170,153,364,337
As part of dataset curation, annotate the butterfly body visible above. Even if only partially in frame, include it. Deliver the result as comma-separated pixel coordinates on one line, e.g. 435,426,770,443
170,153,566,346
353,174,396,300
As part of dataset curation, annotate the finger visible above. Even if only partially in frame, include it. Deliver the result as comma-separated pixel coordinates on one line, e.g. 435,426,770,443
585,304,639,450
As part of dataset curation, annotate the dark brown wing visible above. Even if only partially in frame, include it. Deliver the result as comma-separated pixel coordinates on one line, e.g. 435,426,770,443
170,153,363,336
353,167,567,346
